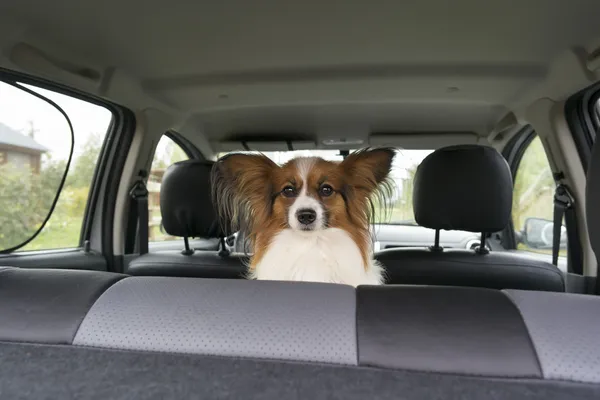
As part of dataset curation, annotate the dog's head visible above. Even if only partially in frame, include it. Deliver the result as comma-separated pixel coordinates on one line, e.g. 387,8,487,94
211,148,395,246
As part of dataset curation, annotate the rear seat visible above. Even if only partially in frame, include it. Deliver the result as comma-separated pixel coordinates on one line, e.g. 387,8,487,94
376,145,565,292
1,265,600,392
127,160,248,278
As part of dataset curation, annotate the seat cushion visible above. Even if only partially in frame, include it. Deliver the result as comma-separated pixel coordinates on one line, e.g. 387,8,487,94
127,251,248,278
126,250,247,279
2,268,600,384
376,248,565,291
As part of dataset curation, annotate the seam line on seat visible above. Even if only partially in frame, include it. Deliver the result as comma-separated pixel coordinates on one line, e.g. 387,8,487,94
501,290,544,378
70,275,130,344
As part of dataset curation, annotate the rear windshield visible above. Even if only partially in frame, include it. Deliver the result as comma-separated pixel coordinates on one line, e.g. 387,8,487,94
217,149,434,225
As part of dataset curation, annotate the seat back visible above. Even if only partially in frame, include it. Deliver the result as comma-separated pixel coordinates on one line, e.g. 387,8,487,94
127,160,247,278
2,267,600,384
376,144,565,291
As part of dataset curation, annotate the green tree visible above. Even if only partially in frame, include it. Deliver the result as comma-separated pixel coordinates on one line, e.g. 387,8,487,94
19,134,104,251
512,137,555,231
395,165,417,222
151,138,188,172
68,133,103,189
0,156,66,251
0,132,105,252
373,165,417,224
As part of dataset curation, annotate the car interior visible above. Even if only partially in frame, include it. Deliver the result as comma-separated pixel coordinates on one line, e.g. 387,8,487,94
1,1,600,399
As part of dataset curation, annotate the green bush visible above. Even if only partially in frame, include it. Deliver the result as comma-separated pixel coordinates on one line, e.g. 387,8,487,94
0,160,64,250
0,133,102,252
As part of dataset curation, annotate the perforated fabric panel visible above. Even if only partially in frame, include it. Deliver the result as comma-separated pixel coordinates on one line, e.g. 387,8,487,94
74,277,357,365
504,290,600,383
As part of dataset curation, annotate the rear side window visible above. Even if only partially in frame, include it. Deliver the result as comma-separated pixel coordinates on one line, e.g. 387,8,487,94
512,136,566,266
148,135,189,242
0,81,112,253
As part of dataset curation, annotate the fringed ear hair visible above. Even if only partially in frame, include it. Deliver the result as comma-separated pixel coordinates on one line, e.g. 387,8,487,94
211,153,279,235
339,147,397,224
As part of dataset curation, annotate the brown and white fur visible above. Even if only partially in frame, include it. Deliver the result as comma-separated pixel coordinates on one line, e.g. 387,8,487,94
211,148,395,287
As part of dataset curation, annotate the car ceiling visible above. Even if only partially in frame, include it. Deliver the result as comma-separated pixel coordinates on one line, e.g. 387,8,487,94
2,0,600,156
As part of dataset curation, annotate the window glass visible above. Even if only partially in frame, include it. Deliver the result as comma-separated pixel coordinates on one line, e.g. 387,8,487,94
0,81,112,252
513,136,567,263
149,135,189,242
216,149,434,225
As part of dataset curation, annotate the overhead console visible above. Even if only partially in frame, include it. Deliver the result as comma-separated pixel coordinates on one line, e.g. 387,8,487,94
212,140,317,153
211,132,480,153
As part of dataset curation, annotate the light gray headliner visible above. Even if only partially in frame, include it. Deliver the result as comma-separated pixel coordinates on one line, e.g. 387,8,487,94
1,0,600,153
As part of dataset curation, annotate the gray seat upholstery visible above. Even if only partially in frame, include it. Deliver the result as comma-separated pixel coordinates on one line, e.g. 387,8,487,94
1,266,600,386
376,145,565,291
127,160,248,278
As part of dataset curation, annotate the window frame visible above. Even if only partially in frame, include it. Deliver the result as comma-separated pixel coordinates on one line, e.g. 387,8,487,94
503,127,583,273
147,132,194,244
0,79,76,253
564,81,600,171
124,130,210,254
501,125,536,250
0,67,134,271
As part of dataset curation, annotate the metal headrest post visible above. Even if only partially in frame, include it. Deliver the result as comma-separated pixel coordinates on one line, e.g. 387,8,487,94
430,229,443,252
475,232,489,255
181,236,194,256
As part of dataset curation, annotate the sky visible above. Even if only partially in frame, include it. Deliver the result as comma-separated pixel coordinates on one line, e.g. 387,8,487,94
246,148,433,183
0,82,112,161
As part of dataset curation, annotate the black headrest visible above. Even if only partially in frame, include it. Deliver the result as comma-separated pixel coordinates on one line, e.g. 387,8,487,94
413,144,513,233
160,160,226,239
586,139,600,259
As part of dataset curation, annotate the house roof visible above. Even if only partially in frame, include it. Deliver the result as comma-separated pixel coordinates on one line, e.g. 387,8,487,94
0,122,48,153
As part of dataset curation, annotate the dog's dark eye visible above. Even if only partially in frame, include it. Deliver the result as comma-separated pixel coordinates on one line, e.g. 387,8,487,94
319,184,334,197
282,186,297,197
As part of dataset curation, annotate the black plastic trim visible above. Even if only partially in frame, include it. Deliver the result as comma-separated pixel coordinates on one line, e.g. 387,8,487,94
80,116,116,246
100,107,136,272
589,89,600,133
166,130,204,160
503,125,536,177
501,126,536,250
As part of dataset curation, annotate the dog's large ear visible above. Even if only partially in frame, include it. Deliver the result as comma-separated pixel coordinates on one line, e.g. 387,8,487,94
211,153,278,232
340,147,395,193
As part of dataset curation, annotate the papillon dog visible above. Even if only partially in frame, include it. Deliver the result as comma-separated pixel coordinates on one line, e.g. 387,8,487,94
211,147,395,287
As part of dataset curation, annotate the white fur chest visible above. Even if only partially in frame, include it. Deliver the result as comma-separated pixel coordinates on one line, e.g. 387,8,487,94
250,228,384,287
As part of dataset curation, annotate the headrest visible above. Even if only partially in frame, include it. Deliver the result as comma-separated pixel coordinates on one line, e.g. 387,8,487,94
586,139,600,258
160,160,227,239
413,144,513,233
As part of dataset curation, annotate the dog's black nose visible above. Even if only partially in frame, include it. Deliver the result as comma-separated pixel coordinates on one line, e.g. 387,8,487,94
296,209,317,225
